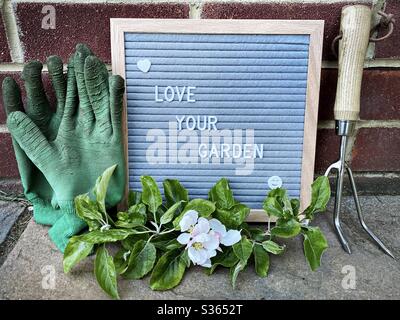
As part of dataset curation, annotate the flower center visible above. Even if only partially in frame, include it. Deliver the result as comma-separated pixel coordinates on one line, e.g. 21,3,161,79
193,242,204,250
188,226,194,233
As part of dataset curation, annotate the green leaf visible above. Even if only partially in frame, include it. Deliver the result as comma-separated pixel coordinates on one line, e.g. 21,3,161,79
123,240,157,279
128,190,142,207
253,245,270,277
160,201,185,225
233,237,253,263
79,229,137,244
271,218,301,238
183,199,216,216
263,188,293,218
173,199,216,228
115,203,147,228
230,260,246,289
261,240,285,255
206,248,239,275
302,226,328,271
304,176,331,220
121,233,150,250
141,176,162,214
150,250,187,291
93,164,117,214
113,248,130,275
291,199,300,216
208,178,235,210
153,239,183,252
163,179,188,209
74,194,103,230
214,203,250,229
94,245,119,299
63,237,94,273
263,196,284,218
248,228,267,242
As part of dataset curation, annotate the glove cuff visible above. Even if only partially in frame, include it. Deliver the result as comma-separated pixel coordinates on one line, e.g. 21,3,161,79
30,198,64,226
48,201,87,253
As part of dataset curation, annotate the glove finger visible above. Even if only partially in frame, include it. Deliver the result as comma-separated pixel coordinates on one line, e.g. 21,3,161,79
47,55,66,118
60,56,78,130
109,75,125,137
7,111,56,171
74,43,94,124
22,61,51,128
84,55,110,123
2,77,24,115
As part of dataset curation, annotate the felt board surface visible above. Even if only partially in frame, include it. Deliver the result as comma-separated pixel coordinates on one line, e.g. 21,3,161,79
124,33,310,209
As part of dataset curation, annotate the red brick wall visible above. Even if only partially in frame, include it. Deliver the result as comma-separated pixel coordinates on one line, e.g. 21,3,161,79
0,0,399,192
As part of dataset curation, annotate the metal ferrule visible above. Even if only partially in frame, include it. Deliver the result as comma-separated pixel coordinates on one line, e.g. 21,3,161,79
335,120,356,136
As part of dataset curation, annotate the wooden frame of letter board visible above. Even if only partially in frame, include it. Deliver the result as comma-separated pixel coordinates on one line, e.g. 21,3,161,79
111,19,324,222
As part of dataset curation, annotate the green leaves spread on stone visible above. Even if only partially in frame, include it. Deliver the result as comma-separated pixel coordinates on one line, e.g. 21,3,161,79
65,166,331,298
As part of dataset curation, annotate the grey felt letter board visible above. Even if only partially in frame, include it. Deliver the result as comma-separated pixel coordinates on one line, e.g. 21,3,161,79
111,19,324,221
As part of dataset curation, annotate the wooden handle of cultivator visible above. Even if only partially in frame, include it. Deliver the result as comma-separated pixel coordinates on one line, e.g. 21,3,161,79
334,5,371,121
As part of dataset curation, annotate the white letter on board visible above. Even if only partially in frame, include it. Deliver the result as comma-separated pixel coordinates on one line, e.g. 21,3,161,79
154,86,163,102
176,116,185,131
176,86,186,102
198,144,208,158
165,86,174,102
208,116,218,131
187,86,196,102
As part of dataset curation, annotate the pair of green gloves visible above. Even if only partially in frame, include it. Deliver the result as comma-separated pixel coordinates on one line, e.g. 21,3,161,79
2,44,126,252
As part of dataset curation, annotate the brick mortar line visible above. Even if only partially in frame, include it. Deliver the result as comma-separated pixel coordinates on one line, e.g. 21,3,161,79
12,0,377,4
318,120,400,129
0,124,9,133
1,0,24,63
1,60,400,72
189,1,202,19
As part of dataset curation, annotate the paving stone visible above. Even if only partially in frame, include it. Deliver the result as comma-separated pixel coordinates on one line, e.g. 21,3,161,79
0,196,399,300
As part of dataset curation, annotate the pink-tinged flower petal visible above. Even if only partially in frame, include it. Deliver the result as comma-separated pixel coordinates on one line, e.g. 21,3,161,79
221,230,241,246
188,247,208,265
200,259,212,268
192,217,210,236
192,233,210,244
209,218,226,236
177,233,191,245
203,234,220,251
180,210,198,231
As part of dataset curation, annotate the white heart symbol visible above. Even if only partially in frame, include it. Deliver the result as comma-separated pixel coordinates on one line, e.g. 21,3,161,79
137,59,151,73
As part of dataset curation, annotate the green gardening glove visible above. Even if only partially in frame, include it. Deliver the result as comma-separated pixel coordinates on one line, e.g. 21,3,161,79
6,44,126,252
2,56,70,225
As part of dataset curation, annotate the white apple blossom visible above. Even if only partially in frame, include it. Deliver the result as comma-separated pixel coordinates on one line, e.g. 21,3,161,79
209,218,241,246
176,210,241,267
